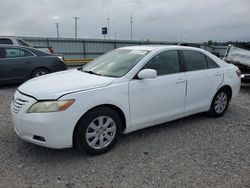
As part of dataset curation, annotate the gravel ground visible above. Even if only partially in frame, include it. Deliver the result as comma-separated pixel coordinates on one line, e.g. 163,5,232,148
0,84,249,188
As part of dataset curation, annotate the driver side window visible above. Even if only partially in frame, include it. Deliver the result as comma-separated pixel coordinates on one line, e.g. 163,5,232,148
143,50,180,76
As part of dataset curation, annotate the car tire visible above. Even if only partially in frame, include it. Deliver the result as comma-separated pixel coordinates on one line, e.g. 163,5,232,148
74,107,122,155
208,88,230,117
31,68,50,78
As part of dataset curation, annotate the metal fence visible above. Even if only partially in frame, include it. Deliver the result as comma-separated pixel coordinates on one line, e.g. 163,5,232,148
21,37,176,59
20,36,227,60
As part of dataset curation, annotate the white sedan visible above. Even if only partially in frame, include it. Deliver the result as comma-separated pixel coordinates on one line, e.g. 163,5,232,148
11,46,241,155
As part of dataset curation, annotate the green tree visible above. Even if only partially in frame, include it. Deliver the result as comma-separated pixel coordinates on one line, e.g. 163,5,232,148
208,40,213,46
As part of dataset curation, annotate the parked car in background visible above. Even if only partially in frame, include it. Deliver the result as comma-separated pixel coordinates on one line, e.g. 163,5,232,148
0,36,54,53
0,36,64,61
0,45,67,84
11,46,241,155
224,44,250,83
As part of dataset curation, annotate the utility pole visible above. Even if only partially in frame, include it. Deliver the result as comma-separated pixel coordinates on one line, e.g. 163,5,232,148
107,13,110,39
55,23,60,38
130,12,133,40
72,17,80,38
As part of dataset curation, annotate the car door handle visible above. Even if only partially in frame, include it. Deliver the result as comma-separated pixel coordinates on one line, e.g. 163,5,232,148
176,78,186,84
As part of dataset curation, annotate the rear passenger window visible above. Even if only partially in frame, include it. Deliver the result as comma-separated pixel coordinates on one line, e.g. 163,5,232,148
4,48,33,58
206,56,219,68
143,50,180,76
183,50,207,71
17,39,30,47
0,39,13,45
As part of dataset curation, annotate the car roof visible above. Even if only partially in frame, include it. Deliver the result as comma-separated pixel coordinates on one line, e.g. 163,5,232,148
119,45,206,53
0,36,21,39
0,36,13,39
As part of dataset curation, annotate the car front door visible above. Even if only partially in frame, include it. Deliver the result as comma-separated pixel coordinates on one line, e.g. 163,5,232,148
2,47,34,82
182,50,224,113
129,50,187,128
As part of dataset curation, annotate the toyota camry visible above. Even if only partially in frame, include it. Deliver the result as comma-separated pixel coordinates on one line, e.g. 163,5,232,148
11,46,241,155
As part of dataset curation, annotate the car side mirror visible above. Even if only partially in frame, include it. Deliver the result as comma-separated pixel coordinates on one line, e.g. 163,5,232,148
137,69,157,79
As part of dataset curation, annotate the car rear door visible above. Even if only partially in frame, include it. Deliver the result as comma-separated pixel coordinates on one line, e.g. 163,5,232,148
129,50,186,128
2,47,34,82
182,50,223,113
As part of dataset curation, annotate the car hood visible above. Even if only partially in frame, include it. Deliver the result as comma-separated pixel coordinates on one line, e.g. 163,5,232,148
18,69,115,100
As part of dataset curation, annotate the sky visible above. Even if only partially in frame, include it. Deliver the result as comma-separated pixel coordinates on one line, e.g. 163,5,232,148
0,0,249,42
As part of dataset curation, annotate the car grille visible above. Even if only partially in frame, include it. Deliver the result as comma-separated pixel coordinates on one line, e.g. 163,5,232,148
12,98,29,113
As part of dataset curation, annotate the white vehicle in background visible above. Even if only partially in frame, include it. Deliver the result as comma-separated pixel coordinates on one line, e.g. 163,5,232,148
224,44,250,83
11,46,241,155
0,36,53,53
0,36,64,61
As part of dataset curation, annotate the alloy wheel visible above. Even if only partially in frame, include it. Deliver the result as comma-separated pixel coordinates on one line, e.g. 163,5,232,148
35,71,47,77
214,91,228,114
86,116,116,149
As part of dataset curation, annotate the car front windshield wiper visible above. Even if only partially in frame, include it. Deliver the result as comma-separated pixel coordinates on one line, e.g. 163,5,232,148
82,70,102,76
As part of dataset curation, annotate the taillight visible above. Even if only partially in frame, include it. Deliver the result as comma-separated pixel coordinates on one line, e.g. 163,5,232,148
49,47,54,54
236,69,241,77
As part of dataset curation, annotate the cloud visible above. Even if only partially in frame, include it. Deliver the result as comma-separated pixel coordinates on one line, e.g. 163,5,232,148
0,0,249,42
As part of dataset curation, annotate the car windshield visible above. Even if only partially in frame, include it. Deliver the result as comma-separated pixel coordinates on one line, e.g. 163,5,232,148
81,49,150,77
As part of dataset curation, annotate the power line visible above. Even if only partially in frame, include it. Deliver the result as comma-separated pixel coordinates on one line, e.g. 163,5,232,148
107,13,110,39
154,0,245,24
72,17,80,38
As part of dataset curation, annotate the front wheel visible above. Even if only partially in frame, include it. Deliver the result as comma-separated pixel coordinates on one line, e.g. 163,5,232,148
74,107,122,155
208,88,230,117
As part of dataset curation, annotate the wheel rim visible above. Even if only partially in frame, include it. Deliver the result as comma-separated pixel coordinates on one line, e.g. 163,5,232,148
35,71,47,77
86,116,116,149
214,91,227,114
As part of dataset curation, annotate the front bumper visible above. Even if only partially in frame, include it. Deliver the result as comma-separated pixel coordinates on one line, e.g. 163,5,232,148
11,91,79,149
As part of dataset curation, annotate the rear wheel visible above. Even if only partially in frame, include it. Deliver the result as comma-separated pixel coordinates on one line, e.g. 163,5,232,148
31,68,49,78
74,107,122,155
208,88,230,117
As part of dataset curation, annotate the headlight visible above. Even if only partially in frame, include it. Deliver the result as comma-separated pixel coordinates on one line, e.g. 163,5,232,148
27,99,75,113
